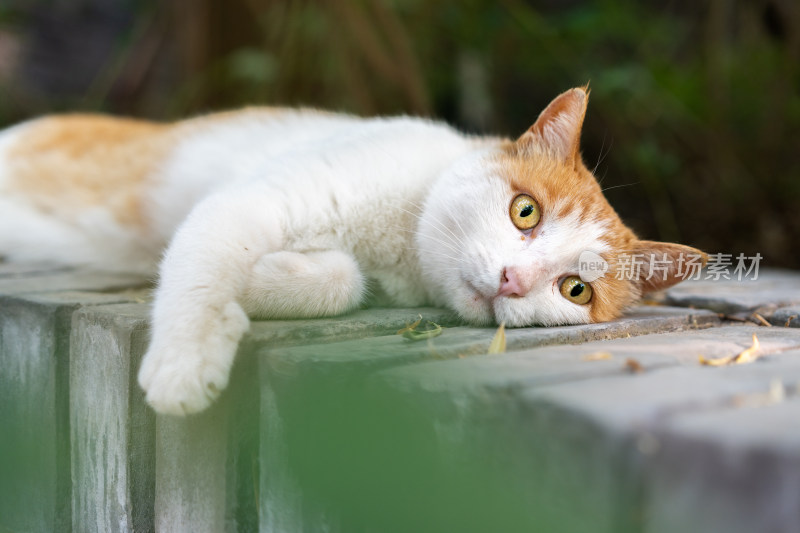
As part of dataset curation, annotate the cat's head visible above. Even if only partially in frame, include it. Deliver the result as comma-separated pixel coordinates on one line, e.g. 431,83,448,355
417,87,705,326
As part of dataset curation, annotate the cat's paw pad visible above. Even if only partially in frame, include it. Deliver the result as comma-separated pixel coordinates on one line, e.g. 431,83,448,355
138,302,249,415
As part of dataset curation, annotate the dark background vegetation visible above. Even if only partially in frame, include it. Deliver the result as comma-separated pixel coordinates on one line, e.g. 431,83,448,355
0,0,797,268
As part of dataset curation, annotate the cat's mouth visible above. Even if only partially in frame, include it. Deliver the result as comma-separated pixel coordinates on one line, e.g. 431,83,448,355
461,273,544,327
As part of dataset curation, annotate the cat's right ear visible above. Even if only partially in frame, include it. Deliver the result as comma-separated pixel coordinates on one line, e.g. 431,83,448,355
515,87,589,166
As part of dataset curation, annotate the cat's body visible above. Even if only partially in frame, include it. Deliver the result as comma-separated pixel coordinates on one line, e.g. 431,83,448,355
0,88,703,415
0,109,462,279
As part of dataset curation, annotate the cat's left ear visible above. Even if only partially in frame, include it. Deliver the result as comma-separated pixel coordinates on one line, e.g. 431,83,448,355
516,86,588,166
626,240,708,294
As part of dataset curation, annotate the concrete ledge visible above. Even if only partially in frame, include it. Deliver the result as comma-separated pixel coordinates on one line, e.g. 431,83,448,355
0,284,148,533
359,326,800,533
253,306,724,532
70,303,154,533
152,306,462,533
663,269,800,314
4,261,800,533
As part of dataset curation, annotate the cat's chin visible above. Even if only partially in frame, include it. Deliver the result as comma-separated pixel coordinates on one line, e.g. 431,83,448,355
449,283,496,326
492,296,593,328
454,278,531,327
457,310,496,327
493,306,537,328
456,298,538,328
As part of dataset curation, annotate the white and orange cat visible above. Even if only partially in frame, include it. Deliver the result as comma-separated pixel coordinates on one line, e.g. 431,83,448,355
0,87,703,415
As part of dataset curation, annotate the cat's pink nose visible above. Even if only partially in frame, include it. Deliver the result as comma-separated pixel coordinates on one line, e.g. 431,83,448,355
498,267,529,297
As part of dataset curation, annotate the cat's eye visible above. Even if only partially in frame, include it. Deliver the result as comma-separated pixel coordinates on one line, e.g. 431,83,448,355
510,194,541,231
560,276,593,305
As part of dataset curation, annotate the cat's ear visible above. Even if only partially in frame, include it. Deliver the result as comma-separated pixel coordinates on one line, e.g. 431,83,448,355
516,87,588,165
624,241,708,294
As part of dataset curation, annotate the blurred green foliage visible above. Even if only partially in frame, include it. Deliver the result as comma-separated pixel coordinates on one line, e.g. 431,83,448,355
0,0,797,267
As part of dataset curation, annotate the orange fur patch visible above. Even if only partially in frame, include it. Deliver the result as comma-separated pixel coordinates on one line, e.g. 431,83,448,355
496,147,642,323
6,114,174,230
3,107,310,233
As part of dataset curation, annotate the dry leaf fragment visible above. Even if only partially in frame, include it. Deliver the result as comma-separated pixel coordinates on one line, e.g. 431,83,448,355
699,334,761,366
752,313,772,327
488,322,506,354
402,321,442,341
399,315,443,341
734,334,762,363
397,314,422,335
624,358,644,373
697,354,733,366
582,351,613,361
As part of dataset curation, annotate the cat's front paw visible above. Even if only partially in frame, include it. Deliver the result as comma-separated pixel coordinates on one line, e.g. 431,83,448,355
138,302,249,415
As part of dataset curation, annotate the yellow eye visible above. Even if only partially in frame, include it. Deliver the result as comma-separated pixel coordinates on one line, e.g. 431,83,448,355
509,194,541,231
560,276,593,305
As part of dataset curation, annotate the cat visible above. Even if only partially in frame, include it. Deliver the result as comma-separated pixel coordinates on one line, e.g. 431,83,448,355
0,87,704,415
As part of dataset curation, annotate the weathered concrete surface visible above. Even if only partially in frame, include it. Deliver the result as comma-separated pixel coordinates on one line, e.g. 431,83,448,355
252,306,723,533
378,325,800,392
152,306,460,533
6,259,800,533
245,306,462,348
765,305,800,328
155,402,229,533
258,306,719,370
663,268,800,314
0,268,150,295
70,303,154,533
0,288,148,533
354,325,800,533
645,386,800,533
515,350,800,533
0,261,70,277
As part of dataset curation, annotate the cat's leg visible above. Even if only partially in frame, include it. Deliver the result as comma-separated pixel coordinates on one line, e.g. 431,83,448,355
240,250,365,319
138,189,285,415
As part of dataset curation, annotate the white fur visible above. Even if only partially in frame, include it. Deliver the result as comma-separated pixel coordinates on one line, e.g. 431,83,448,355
0,109,611,414
417,158,610,328
138,113,476,414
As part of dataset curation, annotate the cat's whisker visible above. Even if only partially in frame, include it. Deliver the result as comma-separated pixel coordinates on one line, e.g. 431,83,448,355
394,225,460,251
446,205,469,245
592,134,613,178
409,197,468,250
397,205,455,241
408,234,463,258
401,202,466,250
405,214,463,250
396,238,461,262
396,207,464,254
406,246,462,263
598,167,609,186
601,182,638,193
